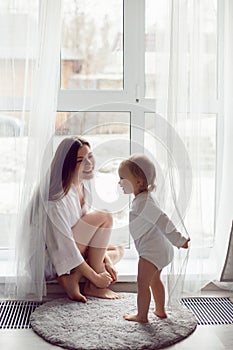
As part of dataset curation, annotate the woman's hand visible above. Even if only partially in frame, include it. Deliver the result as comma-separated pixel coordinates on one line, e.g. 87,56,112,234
105,262,118,284
104,253,118,283
95,271,113,288
78,261,112,289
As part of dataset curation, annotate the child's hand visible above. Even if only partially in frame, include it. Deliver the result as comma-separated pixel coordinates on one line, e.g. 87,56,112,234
96,271,113,288
181,238,190,249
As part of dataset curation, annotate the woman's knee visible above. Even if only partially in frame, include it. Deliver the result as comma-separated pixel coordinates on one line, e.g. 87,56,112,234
97,210,113,227
106,211,113,227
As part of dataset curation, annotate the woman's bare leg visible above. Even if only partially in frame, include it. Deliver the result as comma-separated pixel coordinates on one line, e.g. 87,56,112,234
106,246,124,265
124,257,157,323
72,211,121,299
56,242,88,302
84,247,120,299
150,270,167,318
57,268,87,302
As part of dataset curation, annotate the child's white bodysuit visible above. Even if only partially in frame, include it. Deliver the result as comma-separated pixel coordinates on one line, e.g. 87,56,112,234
129,192,187,270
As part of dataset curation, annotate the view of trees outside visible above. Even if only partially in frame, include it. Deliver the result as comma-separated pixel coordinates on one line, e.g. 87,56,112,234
61,0,123,90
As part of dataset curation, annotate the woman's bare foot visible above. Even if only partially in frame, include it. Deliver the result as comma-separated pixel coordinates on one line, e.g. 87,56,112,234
57,274,87,303
153,311,167,319
124,314,148,323
83,281,122,299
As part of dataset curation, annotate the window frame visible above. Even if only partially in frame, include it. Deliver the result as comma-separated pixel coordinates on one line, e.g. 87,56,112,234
57,0,221,255
0,0,223,264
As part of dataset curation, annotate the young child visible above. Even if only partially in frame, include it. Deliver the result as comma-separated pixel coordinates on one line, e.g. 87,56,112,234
118,154,190,323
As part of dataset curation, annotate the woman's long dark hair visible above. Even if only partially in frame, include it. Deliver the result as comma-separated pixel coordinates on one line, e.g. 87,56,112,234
49,137,90,201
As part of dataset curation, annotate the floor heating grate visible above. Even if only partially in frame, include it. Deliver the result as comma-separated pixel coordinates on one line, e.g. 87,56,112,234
180,297,233,325
0,300,43,329
1,298,233,329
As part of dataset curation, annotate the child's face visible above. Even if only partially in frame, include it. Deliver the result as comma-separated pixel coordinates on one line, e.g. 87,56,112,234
118,164,141,195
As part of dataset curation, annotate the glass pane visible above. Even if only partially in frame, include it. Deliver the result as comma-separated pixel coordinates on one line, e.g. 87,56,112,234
145,0,217,99
61,0,123,90
55,111,130,246
0,111,29,248
144,113,216,247
0,1,38,99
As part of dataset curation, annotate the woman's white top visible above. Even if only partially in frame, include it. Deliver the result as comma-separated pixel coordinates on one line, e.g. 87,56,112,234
129,191,187,270
45,182,91,280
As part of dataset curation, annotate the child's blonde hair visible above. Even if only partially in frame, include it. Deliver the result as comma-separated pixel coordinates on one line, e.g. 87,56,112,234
120,153,156,192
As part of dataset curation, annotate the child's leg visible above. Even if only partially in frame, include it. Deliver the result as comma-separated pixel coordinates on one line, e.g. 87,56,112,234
124,257,157,323
150,269,167,318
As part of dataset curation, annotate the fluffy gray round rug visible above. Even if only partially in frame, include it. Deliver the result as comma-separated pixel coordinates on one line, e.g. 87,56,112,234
30,293,197,350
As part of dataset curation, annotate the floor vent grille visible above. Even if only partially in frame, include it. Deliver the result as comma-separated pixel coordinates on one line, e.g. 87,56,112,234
1,298,233,329
0,300,43,329
180,297,233,325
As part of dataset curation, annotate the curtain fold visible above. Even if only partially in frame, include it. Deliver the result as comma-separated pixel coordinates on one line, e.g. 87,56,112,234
212,0,233,290
161,0,191,304
163,0,232,294
4,0,62,300
1,0,232,302
152,0,233,297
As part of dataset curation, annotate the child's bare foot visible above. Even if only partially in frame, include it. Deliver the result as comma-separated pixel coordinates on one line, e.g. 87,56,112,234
57,275,87,302
124,314,148,323
153,311,167,319
83,281,122,299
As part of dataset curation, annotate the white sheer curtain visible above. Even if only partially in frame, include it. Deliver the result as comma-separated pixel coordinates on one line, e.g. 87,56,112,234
2,0,62,300
155,0,232,295
1,0,232,303
213,0,233,290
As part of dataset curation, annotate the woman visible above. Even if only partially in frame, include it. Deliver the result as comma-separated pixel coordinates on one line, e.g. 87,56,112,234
45,137,124,302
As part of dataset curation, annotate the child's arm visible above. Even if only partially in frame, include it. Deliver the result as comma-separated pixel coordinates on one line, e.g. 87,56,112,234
130,197,190,248
156,212,189,248
181,237,190,249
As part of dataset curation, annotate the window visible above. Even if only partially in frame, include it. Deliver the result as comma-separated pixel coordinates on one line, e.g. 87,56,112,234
0,0,220,258
0,0,37,250
55,111,130,247
145,0,217,99
0,112,28,249
61,0,123,91
144,112,216,247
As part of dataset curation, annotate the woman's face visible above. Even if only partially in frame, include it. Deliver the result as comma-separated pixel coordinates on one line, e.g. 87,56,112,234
75,145,95,181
